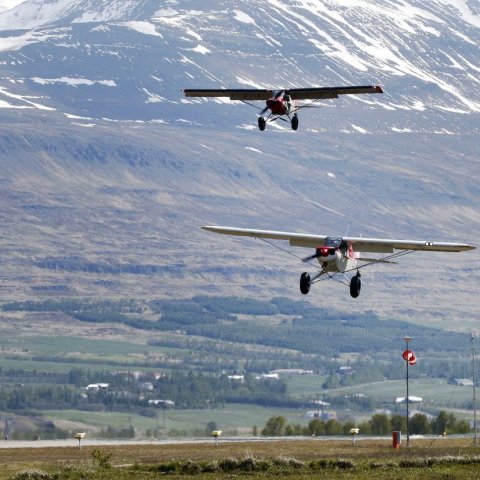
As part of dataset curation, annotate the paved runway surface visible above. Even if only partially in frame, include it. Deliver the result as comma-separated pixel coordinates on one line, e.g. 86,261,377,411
0,434,451,449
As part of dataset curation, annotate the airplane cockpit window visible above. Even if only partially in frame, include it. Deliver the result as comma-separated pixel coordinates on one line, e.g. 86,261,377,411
324,237,343,248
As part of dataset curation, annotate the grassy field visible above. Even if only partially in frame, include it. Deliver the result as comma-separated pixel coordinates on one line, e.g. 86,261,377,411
43,404,313,436
2,438,480,479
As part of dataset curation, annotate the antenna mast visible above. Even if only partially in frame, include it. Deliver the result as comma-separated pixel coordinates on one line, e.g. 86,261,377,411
472,333,478,446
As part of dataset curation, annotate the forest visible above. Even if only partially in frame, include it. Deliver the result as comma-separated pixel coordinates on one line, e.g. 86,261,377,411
2,295,471,358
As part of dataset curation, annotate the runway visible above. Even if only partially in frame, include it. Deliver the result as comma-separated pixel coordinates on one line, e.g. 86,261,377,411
0,434,454,449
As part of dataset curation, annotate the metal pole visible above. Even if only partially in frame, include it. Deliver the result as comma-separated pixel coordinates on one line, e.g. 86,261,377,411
406,352,410,447
404,336,412,448
472,333,478,446
163,405,166,436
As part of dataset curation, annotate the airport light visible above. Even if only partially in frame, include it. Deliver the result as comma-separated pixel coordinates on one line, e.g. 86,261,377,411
211,430,222,446
349,427,359,445
74,432,86,448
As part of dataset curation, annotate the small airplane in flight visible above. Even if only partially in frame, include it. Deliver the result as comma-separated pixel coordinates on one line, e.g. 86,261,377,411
182,85,383,131
202,226,475,298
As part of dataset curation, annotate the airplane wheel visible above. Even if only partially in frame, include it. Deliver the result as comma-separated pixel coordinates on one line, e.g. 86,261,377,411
291,114,299,131
300,272,310,295
258,116,266,131
350,274,361,298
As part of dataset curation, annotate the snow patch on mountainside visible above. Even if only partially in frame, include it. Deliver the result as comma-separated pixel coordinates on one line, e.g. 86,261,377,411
121,21,163,37
0,0,25,12
439,0,480,27
31,77,116,87
0,0,77,29
0,0,143,29
0,85,54,109
233,10,256,25
0,30,66,51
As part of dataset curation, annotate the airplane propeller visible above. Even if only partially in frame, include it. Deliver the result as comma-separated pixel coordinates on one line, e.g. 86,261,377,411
303,247,335,262
260,90,285,115
302,251,321,262
260,105,269,115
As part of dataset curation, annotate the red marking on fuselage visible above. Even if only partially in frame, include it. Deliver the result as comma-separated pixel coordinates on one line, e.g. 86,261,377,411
348,244,355,259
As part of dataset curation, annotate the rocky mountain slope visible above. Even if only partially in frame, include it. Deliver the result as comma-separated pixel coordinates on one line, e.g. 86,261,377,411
0,0,478,327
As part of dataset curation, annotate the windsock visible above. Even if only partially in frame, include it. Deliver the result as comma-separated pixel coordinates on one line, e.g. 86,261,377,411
402,349,417,365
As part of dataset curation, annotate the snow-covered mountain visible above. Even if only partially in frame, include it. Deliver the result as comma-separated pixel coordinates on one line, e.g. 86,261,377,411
0,0,478,326
0,0,479,129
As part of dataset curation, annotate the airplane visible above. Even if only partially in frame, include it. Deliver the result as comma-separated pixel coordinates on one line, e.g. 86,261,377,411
201,226,475,298
182,85,383,131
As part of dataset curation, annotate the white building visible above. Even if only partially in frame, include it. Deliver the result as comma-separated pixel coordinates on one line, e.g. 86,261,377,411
395,395,423,404
149,399,175,407
86,383,109,391
453,378,474,387
255,373,279,380
270,369,314,376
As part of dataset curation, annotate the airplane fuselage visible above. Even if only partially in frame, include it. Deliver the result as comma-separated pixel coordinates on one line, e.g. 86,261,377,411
266,97,290,115
259,95,298,130
314,240,358,273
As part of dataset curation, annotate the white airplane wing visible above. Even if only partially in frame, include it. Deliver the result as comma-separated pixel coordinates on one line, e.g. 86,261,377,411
344,236,475,253
202,226,475,253
202,226,328,247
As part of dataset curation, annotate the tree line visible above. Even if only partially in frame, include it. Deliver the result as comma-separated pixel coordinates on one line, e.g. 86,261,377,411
359,411,470,435
261,411,471,437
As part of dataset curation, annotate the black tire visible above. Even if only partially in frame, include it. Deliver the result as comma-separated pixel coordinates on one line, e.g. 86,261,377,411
300,272,310,295
350,274,361,298
258,116,266,131
291,114,299,131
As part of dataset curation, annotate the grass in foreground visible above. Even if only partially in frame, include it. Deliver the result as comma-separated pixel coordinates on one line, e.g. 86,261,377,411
3,438,480,479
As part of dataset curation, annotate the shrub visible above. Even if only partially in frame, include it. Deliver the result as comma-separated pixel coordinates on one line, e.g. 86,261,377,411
90,448,112,469
309,459,329,470
218,457,240,472
335,459,355,470
181,460,200,474
200,460,219,473
11,470,57,480
238,455,257,471
399,458,429,468
273,456,304,469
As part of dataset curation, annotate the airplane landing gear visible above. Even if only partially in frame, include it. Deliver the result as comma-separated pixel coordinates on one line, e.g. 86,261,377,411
258,116,266,131
350,272,361,298
300,272,310,295
291,113,299,131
